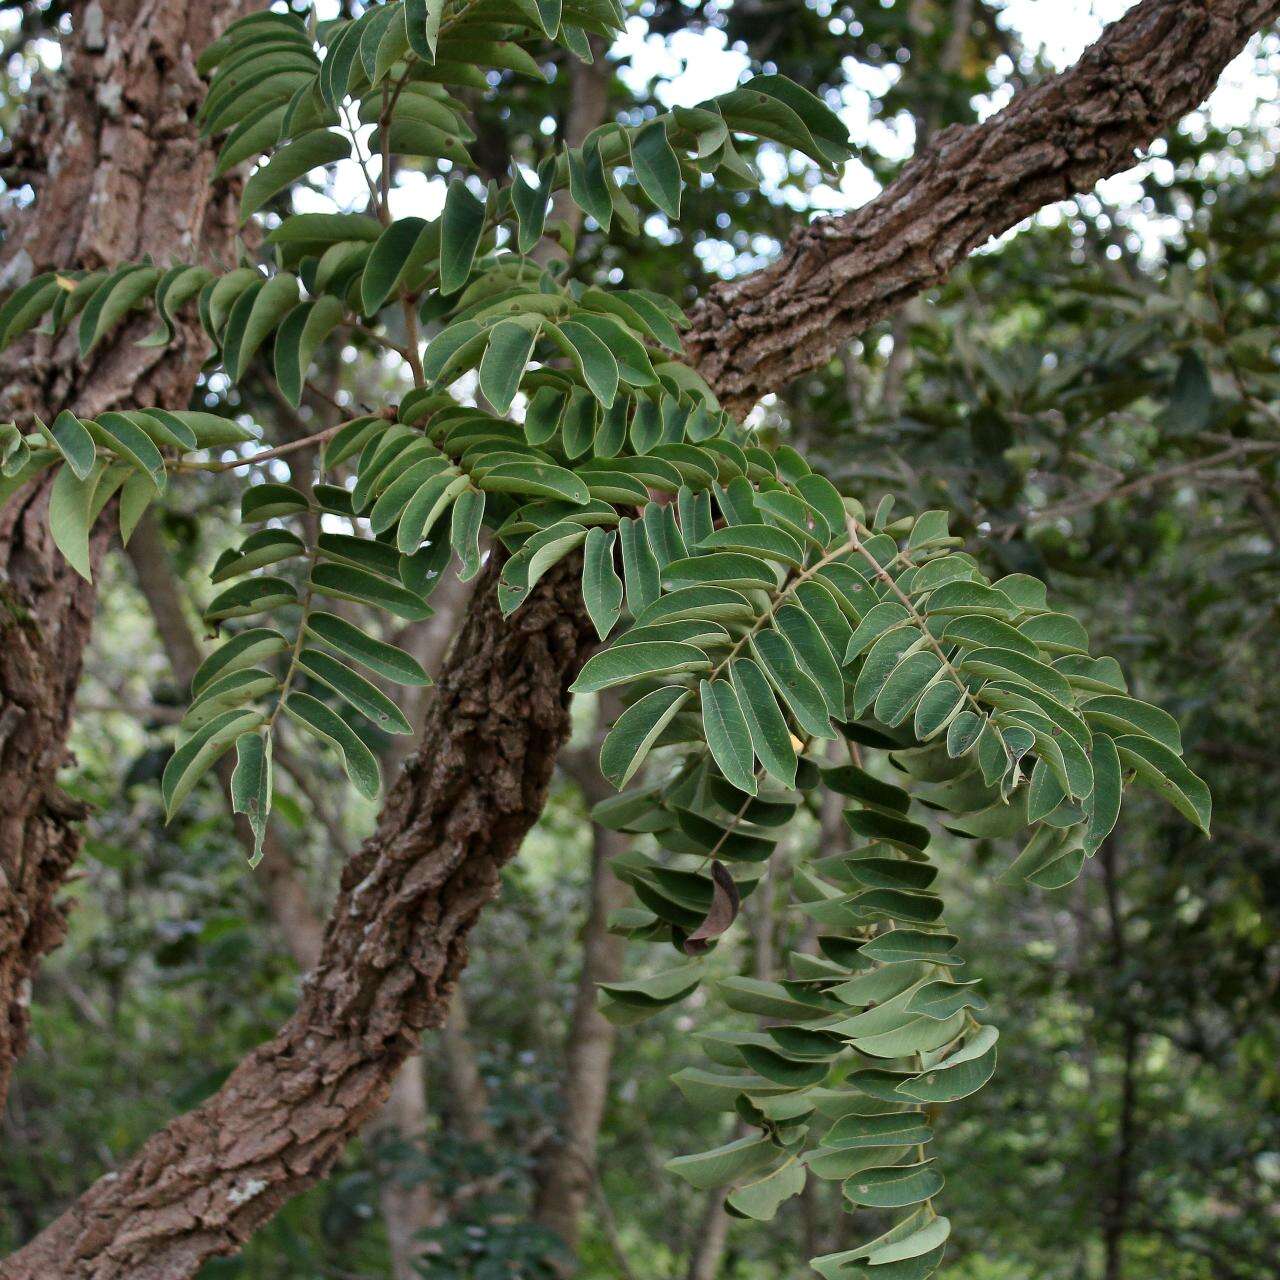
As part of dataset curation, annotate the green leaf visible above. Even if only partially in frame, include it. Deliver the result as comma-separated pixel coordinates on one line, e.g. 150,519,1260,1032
191,629,289,697
118,469,154,546
1114,734,1211,832
49,457,112,581
700,679,758,794
845,602,911,663
843,1160,943,1210
1084,733,1122,855
600,686,691,788
241,482,310,521
273,294,345,404
1081,694,1182,754
666,1134,779,1191
449,488,486,582
43,412,96,480
406,0,445,60
311,562,433,621
204,575,298,623
361,216,436,315
630,117,682,218
774,603,844,716
699,523,804,568
89,412,166,492
959,646,1073,705
875,651,943,728
582,526,624,640
552,320,620,407
284,691,381,800
729,658,798,789
478,460,590,505
750,630,835,740
297,648,413,734
824,1112,933,1151
479,317,540,414
223,272,300,381
852,630,919,716
162,708,265,819
307,611,431,686
895,1025,998,1103
231,730,273,867
210,529,305,582
859,930,960,966
571,641,711,693
78,265,162,355
619,515,661,615
726,1157,805,1221
439,179,487,295
914,679,966,741
397,471,468,551
183,668,277,730
241,131,350,220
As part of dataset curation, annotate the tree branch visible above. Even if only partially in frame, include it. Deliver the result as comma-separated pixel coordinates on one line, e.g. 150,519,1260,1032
686,0,1280,414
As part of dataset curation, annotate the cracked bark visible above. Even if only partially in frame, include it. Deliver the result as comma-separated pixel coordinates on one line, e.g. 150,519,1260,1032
0,0,246,1115
2,0,1275,1270
685,0,1280,415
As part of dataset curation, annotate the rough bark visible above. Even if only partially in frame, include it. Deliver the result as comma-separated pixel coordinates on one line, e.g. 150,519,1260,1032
4,0,1274,1268
686,0,1280,414
0,554,597,1280
0,0,245,1114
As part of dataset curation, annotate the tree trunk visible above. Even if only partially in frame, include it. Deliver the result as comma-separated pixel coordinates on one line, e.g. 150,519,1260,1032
3,0,1272,1267
0,554,598,1280
441,992,494,1146
684,1189,732,1280
533,819,628,1255
1100,839,1139,1280
372,1063,441,1280
0,0,246,1115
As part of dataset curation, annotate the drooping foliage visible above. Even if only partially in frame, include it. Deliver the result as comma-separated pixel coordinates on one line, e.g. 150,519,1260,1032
0,3,1211,1275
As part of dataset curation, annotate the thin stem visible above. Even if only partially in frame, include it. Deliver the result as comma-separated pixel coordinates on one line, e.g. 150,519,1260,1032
176,422,350,474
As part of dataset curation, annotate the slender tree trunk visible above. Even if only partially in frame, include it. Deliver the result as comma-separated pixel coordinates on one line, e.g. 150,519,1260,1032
533,818,628,1255
685,1189,732,1280
441,992,494,1145
1100,841,1138,1280
0,0,245,1115
372,1064,440,1280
